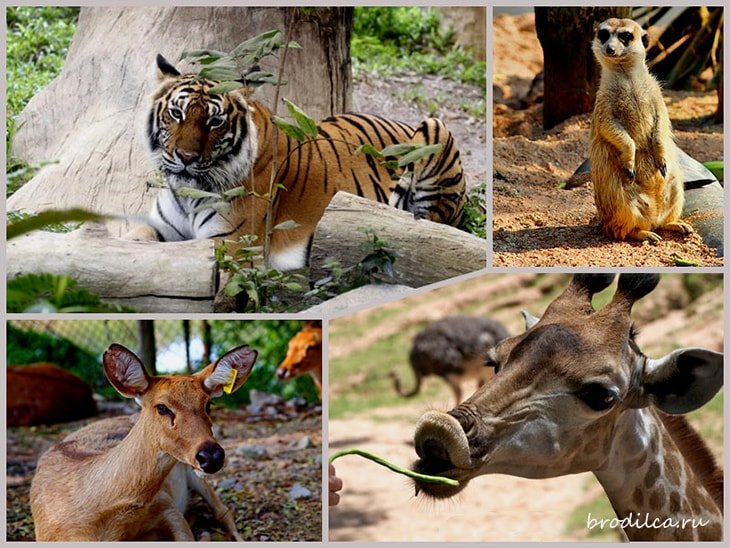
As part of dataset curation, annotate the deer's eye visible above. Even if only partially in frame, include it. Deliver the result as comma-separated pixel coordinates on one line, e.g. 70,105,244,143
156,403,174,417
576,383,619,411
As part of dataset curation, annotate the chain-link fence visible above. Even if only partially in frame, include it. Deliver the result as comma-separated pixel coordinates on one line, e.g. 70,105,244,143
8,319,317,402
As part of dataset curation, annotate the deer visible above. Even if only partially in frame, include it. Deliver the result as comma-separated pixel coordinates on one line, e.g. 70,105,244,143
276,321,322,398
412,274,723,541
390,316,510,404
30,343,258,541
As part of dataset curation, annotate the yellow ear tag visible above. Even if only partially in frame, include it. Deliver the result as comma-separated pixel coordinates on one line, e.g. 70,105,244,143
223,369,238,394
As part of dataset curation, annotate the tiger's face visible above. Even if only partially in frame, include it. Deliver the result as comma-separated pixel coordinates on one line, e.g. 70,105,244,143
148,54,259,192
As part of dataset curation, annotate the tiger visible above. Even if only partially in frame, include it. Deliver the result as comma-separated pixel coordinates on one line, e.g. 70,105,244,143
125,54,466,271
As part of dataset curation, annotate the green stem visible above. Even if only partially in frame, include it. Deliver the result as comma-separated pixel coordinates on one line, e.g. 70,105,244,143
329,448,459,486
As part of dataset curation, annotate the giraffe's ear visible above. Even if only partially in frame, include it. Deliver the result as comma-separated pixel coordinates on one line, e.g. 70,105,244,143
640,348,723,414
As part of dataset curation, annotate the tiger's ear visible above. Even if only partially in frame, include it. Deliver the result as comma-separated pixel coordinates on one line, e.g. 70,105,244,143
156,54,181,79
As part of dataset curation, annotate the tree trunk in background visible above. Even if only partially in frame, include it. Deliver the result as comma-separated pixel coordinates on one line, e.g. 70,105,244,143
8,7,353,235
202,320,213,366
183,320,192,374
440,7,486,61
137,320,157,375
535,7,630,129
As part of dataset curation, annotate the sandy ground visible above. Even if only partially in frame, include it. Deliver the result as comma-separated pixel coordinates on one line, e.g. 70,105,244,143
492,13,723,267
328,273,723,542
329,403,597,542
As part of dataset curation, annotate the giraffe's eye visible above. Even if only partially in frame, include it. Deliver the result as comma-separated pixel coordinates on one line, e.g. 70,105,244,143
576,383,619,411
484,355,501,374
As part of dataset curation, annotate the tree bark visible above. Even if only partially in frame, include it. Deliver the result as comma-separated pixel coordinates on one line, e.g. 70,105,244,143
535,7,630,129
8,7,353,236
137,320,157,375
309,192,486,288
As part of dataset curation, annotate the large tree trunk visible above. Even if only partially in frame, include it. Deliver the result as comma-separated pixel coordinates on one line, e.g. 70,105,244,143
137,320,157,375
535,7,630,129
8,7,353,236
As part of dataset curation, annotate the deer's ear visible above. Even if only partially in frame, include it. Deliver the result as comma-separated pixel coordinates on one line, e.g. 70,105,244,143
103,344,151,398
640,348,723,414
202,345,258,397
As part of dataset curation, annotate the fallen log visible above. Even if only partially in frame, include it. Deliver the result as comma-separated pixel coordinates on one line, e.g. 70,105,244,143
309,192,486,288
6,223,217,312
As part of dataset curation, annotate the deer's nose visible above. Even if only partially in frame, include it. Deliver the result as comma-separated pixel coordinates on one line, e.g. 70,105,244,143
177,149,200,165
276,367,290,380
196,442,225,473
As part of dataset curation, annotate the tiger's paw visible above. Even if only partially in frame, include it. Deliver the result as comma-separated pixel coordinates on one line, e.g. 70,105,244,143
122,225,160,241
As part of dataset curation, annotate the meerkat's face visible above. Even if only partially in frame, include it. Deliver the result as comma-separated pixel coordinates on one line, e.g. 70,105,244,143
592,18,649,69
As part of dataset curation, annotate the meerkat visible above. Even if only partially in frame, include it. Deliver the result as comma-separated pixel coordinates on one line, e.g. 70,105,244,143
590,18,693,242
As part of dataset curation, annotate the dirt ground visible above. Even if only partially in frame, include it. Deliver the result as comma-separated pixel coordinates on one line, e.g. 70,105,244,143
328,273,723,542
6,402,322,541
492,13,723,266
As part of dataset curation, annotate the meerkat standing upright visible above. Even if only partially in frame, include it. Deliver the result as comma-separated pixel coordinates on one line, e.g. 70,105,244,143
590,18,693,242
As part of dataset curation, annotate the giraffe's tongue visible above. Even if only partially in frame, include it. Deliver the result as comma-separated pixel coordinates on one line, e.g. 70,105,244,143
414,410,472,469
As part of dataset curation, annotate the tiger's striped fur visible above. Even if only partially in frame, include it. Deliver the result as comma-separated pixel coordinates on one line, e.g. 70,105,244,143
129,54,466,270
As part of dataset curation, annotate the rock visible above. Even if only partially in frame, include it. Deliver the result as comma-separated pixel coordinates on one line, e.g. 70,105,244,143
683,181,724,257
294,436,314,449
288,483,312,500
217,477,237,490
235,444,269,459
304,284,415,316
7,363,97,426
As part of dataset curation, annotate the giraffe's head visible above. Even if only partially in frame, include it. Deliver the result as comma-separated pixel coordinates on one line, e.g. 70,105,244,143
412,274,723,499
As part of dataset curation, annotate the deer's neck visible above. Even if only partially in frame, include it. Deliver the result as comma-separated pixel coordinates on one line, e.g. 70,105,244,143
594,408,722,541
89,416,178,506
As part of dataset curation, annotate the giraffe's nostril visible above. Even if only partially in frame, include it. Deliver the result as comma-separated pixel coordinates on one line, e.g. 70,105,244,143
422,438,452,464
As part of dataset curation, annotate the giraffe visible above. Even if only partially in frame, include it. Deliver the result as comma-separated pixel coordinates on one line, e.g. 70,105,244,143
411,274,723,541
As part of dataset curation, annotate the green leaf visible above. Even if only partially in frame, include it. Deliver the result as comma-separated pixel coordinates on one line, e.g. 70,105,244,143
272,116,306,141
356,143,383,158
273,220,300,231
192,201,231,216
673,257,699,267
283,98,318,138
7,208,106,239
703,160,723,181
174,187,221,200
379,143,417,157
223,186,251,199
287,41,302,49
285,282,304,291
208,81,244,95
180,49,228,62
397,144,441,167
230,29,282,57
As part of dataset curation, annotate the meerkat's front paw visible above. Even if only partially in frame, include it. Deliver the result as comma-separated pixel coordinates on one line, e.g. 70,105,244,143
630,229,662,243
663,221,694,235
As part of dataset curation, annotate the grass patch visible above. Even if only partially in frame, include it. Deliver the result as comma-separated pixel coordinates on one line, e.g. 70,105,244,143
564,484,621,541
352,7,486,93
7,7,79,196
